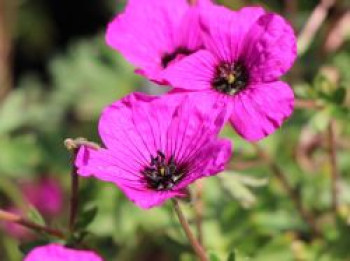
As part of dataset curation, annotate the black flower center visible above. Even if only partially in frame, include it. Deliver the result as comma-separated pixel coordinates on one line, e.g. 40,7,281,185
141,151,185,191
212,62,249,95
161,47,195,68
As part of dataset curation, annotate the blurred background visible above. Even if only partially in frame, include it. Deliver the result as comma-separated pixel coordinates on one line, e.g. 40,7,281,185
0,0,349,260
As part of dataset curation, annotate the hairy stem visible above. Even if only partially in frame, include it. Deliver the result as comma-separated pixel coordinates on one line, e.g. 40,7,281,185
254,144,321,237
0,209,65,239
172,199,208,261
328,120,339,212
64,138,100,233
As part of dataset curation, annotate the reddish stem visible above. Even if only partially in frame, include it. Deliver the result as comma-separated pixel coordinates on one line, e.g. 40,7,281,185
0,209,65,239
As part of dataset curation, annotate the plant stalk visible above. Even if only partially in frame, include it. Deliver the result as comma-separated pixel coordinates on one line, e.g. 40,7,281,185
69,148,79,233
172,198,208,261
0,209,65,239
64,138,100,233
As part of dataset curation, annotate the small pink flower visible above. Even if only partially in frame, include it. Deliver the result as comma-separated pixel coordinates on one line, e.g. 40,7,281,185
75,93,231,209
106,0,212,83
24,244,103,261
21,177,63,216
162,5,297,141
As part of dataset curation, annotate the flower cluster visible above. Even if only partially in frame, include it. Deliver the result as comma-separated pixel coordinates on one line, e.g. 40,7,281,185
76,0,296,208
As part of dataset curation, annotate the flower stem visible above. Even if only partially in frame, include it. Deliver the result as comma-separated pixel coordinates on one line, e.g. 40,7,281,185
64,138,100,233
172,198,208,261
69,153,79,233
328,119,339,212
65,143,79,233
0,209,65,239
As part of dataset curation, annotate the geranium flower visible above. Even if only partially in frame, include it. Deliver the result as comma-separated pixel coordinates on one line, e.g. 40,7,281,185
162,6,297,141
24,244,103,261
75,93,231,209
21,177,63,216
106,0,212,83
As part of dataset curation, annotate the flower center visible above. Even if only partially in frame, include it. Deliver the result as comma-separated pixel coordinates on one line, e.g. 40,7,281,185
141,151,185,190
212,62,249,95
161,47,195,68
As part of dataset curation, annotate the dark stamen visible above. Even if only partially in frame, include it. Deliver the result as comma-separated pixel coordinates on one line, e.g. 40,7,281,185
161,47,195,68
212,61,249,95
141,151,185,190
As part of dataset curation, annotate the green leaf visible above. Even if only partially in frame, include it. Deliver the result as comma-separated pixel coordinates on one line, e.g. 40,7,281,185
75,205,98,231
27,206,46,227
209,252,221,261
235,174,268,188
218,172,258,208
227,251,235,261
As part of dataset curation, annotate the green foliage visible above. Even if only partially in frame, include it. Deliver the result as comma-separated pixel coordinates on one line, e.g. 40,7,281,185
75,205,98,231
27,206,46,227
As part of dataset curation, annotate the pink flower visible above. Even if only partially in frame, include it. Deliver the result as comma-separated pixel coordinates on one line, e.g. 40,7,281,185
106,0,212,83
162,5,297,141
24,244,103,261
21,177,63,216
75,93,231,209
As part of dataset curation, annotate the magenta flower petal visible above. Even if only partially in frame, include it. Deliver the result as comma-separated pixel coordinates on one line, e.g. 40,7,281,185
106,0,208,82
106,0,187,70
161,50,217,90
243,13,297,83
174,8,203,53
24,244,102,261
229,81,294,141
76,93,232,209
200,6,265,62
179,139,232,187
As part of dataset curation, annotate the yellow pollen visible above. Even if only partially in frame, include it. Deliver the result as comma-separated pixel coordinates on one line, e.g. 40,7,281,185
227,73,235,84
159,167,165,176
